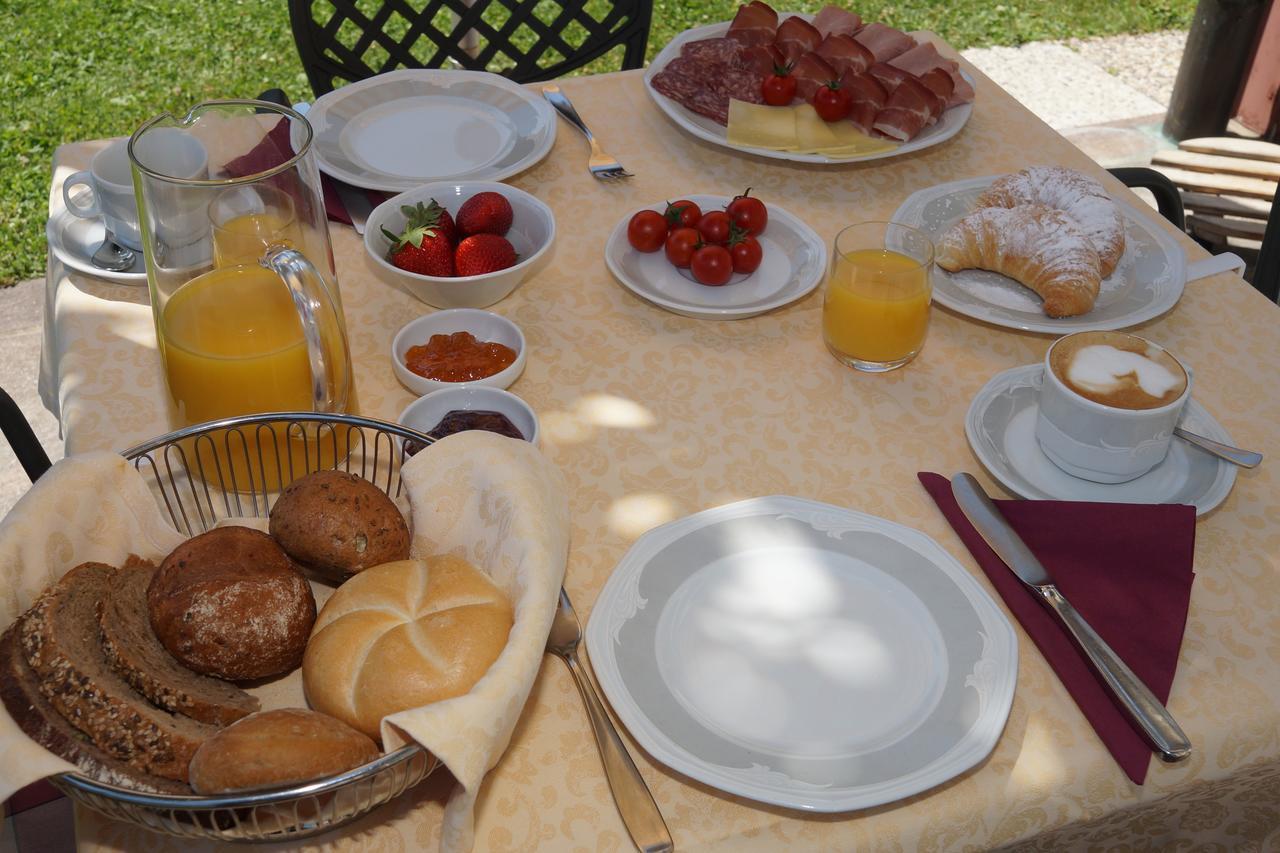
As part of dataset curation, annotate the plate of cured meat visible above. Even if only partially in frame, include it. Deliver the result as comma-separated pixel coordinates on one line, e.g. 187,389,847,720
645,2,975,163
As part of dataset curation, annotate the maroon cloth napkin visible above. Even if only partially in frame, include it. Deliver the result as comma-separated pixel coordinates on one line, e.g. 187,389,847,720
221,117,387,226
918,472,1196,784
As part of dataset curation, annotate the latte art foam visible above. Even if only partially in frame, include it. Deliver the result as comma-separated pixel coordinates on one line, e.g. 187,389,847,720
1049,331,1187,410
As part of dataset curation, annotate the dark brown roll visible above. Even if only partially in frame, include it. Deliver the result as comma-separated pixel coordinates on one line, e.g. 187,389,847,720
268,470,411,576
148,526,316,682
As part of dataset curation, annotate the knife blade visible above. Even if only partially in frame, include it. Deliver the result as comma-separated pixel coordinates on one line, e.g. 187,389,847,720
333,180,373,236
950,473,1192,762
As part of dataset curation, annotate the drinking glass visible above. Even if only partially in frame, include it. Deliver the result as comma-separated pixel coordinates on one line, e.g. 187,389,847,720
210,184,300,267
823,222,935,372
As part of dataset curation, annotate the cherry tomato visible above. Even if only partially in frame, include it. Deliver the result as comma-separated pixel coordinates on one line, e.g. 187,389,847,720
697,210,733,245
726,189,768,236
762,70,797,106
690,245,733,286
729,236,763,274
812,82,851,122
664,199,702,229
664,227,700,268
626,210,668,252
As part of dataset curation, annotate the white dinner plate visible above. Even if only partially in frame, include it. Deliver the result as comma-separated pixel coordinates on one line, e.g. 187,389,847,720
45,207,147,285
644,19,974,165
585,495,1018,812
604,195,826,319
965,364,1237,516
296,69,556,192
892,175,1188,334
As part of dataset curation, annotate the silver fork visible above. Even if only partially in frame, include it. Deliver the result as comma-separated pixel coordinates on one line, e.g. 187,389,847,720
546,589,673,853
542,85,634,181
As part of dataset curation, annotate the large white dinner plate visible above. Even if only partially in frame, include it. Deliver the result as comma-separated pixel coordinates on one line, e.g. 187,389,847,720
644,19,974,164
296,69,556,192
605,195,826,319
892,175,1188,334
585,495,1018,812
966,364,1237,516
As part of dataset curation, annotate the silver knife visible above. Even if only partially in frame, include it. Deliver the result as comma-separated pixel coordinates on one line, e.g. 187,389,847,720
950,473,1192,762
333,180,373,236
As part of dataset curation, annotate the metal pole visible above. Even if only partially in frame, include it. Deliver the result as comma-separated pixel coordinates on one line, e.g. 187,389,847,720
1163,0,1267,141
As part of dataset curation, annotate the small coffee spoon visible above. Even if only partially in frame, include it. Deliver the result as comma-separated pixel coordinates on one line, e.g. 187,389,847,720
90,229,137,273
1174,427,1262,468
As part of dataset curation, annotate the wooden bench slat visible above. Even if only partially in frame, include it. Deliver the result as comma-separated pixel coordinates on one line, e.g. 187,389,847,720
1179,191,1274,220
1152,149,1280,181
1152,165,1278,201
1187,213,1268,240
1179,136,1280,163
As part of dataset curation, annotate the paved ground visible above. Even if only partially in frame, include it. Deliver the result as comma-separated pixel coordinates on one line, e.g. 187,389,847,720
0,30,1191,520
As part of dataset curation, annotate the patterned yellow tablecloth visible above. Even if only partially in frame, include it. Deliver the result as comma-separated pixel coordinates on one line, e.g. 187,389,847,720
39,61,1280,851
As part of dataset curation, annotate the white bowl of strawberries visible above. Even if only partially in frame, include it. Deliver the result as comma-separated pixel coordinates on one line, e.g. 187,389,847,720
364,181,555,309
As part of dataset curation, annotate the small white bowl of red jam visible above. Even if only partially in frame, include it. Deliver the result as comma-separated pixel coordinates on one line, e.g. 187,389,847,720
398,386,539,454
391,308,526,396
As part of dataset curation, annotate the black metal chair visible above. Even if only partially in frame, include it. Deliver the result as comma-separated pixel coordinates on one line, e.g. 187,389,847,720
1109,167,1186,232
0,387,51,484
287,0,653,97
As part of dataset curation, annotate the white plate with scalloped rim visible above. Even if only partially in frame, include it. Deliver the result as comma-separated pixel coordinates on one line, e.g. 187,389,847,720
644,19,974,164
604,195,826,320
892,175,1187,334
295,69,556,192
584,495,1017,812
965,364,1237,516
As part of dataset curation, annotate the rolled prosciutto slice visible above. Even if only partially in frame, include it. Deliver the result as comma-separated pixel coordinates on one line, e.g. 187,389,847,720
737,42,786,75
918,66,955,114
839,70,889,132
776,15,823,64
854,23,916,63
872,76,936,141
867,61,913,94
815,33,873,77
727,1,778,46
791,52,838,102
888,41,975,106
811,5,862,38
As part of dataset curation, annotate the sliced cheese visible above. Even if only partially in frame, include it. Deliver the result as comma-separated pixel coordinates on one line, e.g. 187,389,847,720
727,100,799,151
794,104,840,153
817,121,897,157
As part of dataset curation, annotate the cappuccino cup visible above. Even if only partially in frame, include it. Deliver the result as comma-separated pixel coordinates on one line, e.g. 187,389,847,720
1035,330,1191,484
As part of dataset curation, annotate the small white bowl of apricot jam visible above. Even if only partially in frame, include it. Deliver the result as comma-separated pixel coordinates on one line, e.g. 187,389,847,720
391,308,526,396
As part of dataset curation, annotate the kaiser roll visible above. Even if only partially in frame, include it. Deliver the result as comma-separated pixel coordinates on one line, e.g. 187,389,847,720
302,556,512,741
188,708,379,794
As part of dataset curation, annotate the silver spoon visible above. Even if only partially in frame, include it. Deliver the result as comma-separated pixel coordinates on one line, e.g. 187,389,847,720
1175,427,1262,468
90,229,137,273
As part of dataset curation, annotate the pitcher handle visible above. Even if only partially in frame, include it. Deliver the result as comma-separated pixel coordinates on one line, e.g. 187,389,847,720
260,245,351,413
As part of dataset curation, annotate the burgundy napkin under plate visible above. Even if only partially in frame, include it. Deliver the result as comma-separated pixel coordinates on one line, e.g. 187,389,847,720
222,117,387,226
918,472,1196,785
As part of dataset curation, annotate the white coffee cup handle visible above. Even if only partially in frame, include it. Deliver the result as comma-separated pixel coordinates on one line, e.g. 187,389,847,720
62,171,101,219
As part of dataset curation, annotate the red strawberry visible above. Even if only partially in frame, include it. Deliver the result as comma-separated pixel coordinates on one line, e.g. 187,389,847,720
382,200,455,277
456,192,513,236
454,234,517,276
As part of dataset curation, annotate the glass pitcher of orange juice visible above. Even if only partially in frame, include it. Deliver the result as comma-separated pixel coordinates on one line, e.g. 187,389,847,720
129,100,356,488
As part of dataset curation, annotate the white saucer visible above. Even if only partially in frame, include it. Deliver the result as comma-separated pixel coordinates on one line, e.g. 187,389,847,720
45,208,147,284
604,195,826,320
965,364,1237,516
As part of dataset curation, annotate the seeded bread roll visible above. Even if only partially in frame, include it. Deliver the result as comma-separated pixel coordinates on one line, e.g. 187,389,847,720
188,708,379,794
269,470,411,577
148,527,316,682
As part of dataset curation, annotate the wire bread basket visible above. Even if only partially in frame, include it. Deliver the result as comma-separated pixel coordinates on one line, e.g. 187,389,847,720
52,412,438,842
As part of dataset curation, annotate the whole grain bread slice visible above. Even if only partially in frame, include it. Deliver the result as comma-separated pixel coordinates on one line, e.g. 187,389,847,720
101,560,259,726
19,562,216,782
0,625,189,795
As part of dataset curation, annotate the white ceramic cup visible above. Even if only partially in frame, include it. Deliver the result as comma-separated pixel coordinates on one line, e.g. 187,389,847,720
1035,331,1192,484
63,132,208,252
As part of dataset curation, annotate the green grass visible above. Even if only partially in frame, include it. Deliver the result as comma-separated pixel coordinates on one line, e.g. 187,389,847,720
2,0,1194,286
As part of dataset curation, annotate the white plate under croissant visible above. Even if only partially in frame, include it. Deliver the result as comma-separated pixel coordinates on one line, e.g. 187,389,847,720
891,172,1187,335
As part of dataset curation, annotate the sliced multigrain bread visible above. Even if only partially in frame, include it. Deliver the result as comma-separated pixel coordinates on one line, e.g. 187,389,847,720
0,625,189,795
101,560,259,726
19,562,216,781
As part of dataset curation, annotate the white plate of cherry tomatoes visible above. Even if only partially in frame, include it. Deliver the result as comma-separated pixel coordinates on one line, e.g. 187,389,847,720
605,192,827,320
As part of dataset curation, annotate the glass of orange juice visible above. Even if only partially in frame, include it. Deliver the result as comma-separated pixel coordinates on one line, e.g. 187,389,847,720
209,184,300,267
823,221,935,372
